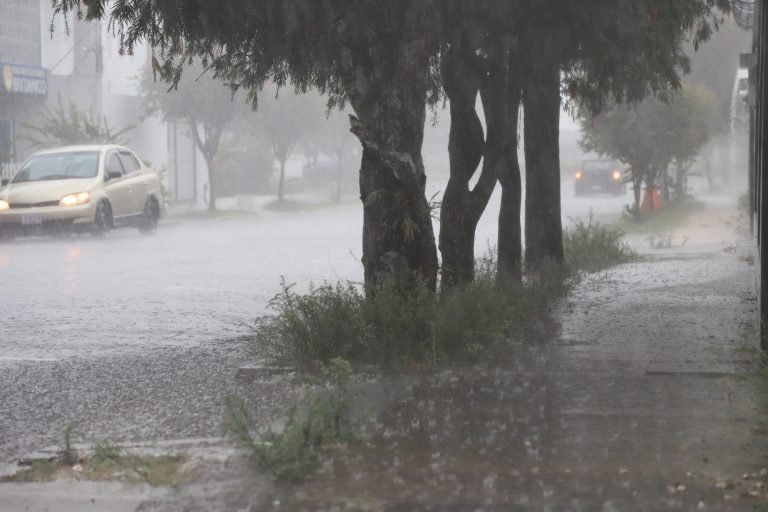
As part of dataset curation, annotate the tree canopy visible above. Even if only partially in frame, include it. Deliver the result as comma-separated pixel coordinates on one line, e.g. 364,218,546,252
139,62,241,210
53,0,732,288
580,84,719,211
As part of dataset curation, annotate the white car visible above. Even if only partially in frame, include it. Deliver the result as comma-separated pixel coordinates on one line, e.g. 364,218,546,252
0,145,163,237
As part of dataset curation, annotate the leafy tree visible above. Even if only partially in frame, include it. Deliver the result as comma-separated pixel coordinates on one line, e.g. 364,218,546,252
215,128,274,196
21,96,131,149
246,85,325,202
52,0,728,289
514,0,729,268
54,0,440,291
139,63,240,211
580,84,718,214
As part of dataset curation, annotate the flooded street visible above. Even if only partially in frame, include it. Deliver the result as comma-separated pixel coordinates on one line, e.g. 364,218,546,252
0,182,630,364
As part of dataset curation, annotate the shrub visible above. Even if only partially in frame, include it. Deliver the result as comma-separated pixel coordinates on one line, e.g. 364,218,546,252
260,279,365,365
258,220,634,368
564,214,637,273
224,358,355,482
258,274,561,368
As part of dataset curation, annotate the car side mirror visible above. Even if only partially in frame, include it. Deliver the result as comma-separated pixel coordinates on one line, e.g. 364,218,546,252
0,179,8,187
106,170,122,181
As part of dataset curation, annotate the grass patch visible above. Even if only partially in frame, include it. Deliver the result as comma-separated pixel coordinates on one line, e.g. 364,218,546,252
564,214,637,273
619,198,705,235
256,215,631,369
2,432,190,486
257,267,571,368
224,358,355,482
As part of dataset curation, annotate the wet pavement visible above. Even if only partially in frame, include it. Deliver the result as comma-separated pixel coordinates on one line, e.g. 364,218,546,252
0,187,760,510
256,239,759,511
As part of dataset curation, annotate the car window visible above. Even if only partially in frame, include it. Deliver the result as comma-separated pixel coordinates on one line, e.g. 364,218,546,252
12,152,100,183
583,161,617,172
117,151,141,174
106,153,125,178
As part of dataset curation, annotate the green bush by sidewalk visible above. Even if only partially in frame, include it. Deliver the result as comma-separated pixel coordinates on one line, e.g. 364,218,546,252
255,216,635,369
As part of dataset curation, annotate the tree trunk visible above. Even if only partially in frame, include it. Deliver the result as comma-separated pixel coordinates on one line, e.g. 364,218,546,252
522,49,563,269
439,44,486,287
206,156,216,212
495,74,523,282
674,161,686,199
335,153,344,202
661,165,670,202
278,158,286,202
631,174,643,216
338,4,438,292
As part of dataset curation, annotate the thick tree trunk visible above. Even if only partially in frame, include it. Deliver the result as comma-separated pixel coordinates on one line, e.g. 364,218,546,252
522,53,563,268
439,44,486,287
495,81,523,282
338,4,438,292
352,117,438,291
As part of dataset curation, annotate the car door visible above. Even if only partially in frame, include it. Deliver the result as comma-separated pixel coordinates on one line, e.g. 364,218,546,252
117,150,146,215
102,150,133,219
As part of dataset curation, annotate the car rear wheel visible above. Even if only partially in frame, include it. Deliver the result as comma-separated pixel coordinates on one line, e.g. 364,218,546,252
92,201,112,238
138,198,159,235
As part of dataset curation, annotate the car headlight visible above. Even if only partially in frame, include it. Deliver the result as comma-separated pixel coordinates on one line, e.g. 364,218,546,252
575,171,583,180
0,199,8,211
59,192,91,207
612,170,622,181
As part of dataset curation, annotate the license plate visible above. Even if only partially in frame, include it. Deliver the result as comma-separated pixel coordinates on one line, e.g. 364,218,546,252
21,213,42,225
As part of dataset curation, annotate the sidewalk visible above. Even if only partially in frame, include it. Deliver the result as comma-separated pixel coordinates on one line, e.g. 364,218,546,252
278,240,762,510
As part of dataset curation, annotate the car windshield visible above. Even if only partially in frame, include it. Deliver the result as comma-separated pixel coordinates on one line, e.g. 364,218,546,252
583,161,617,172
12,152,100,183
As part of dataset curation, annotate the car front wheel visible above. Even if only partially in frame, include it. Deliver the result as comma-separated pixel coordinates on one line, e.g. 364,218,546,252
138,198,159,235
92,201,112,238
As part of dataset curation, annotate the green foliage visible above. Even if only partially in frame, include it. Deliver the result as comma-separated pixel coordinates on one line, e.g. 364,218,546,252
22,98,131,149
620,198,705,234
215,129,274,196
92,440,123,463
580,84,719,192
258,266,577,368
564,215,637,273
61,423,79,466
223,358,355,482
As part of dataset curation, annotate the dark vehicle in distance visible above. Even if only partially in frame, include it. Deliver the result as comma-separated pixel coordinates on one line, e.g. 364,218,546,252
574,160,626,196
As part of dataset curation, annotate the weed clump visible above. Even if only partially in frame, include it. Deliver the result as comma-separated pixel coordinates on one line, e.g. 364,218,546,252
224,358,355,482
564,215,637,273
258,217,633,368
259,274,553,368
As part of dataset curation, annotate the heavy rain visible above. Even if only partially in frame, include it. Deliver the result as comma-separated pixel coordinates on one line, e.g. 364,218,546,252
0,1,765,511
